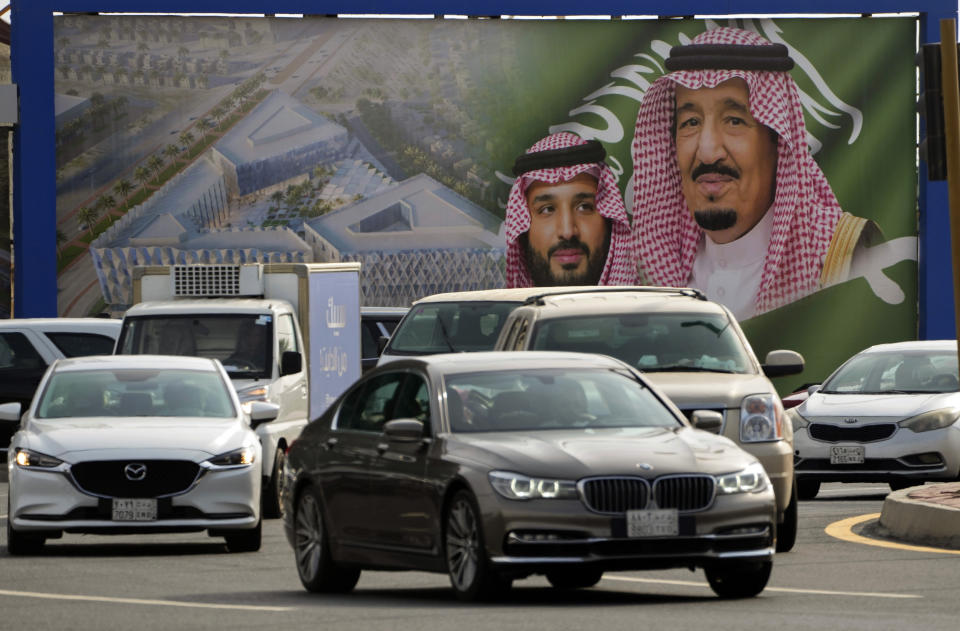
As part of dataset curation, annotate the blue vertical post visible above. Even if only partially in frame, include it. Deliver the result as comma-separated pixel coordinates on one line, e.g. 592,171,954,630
10,3,58,316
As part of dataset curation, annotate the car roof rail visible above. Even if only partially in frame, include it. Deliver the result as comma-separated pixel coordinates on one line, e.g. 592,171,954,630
522,286,708,306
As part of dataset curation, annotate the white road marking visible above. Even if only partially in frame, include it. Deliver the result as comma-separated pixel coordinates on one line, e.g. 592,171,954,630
0,589,293,611
602,575,920,598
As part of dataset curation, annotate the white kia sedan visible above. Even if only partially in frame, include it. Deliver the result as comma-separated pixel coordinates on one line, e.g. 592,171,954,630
791,340,960,499
3,354,277,554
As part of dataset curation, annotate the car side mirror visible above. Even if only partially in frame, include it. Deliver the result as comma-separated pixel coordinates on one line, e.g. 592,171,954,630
690,409,723,433
280,350,302,377
807,384,822,396
383,418,424,442
0,401,22,423
249,401,281,428
762,350,804,378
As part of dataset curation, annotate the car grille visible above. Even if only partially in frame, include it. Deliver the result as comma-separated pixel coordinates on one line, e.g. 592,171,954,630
580,475,714,514
70,460,202,498
808,423,897,443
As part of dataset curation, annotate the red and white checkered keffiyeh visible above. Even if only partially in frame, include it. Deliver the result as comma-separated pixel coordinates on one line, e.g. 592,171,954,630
631,27,843,314
505,132,637,288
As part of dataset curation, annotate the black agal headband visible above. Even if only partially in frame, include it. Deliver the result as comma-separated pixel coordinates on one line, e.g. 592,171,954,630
665,43,795,72
512,139,607,177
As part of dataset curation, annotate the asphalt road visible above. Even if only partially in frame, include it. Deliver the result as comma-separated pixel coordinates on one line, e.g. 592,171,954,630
1,482,958,631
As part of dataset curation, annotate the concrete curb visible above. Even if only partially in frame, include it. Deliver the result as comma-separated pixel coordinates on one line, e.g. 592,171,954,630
879,483,960,549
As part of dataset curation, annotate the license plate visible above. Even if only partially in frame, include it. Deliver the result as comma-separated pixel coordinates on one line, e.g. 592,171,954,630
830,445,865,465
112,498,157,521
626,509,679,537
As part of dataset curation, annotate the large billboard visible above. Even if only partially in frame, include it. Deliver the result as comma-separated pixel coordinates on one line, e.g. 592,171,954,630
52,14,916,388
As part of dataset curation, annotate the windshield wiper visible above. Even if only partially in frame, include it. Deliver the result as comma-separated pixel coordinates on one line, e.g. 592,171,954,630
435,316,456,352
642,365,737,373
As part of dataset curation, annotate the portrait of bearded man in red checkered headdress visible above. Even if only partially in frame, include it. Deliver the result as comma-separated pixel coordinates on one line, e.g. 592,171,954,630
631,27,879,320
505,132,637,288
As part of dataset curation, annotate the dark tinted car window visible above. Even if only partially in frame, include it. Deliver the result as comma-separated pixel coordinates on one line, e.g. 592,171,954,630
532,313,752,374
337,372,404,433
445,368,681,432
45,332,117,357
0,332,45,369
388,302,518,354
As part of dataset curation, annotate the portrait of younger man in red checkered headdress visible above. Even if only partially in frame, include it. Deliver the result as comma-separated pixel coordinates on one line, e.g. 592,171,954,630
631,27,879,320
505,132,637,288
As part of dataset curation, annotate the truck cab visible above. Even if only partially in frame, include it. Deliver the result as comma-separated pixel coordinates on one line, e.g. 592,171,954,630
114,262,361,518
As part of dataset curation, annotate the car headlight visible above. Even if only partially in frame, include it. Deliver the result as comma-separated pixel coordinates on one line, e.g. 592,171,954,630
14,448,67,471
204,446,257,468
716,462,769,495
235,385,269,414
740,394,783,442
898,407,960,433
787,407,809,431
489,471,578,500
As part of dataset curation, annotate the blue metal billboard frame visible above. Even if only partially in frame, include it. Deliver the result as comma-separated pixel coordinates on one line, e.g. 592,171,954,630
10,2,958,339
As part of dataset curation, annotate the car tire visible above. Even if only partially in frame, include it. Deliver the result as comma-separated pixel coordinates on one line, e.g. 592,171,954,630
705,560,772,599
444,490,512,601
224,519,262,553
797,479,821,500
775,479,798,553
294,485,360,593
262,446,285,520
6,509,45,556
546,568,603,589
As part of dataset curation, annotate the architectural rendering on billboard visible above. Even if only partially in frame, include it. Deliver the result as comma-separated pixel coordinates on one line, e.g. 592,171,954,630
52,14,916,384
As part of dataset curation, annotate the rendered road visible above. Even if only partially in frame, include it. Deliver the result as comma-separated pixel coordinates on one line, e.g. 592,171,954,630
1,482,957,631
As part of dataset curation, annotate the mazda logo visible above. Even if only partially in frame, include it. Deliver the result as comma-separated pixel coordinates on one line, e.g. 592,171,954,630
124,463,147,481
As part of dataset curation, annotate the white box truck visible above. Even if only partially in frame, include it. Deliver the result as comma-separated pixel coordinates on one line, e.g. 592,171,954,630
114,262,362,517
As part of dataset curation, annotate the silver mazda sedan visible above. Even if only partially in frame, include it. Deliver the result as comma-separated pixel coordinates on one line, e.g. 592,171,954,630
282,352,777,601
4,354,277,554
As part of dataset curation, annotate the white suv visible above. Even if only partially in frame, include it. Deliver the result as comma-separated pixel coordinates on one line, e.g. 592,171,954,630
493,287,803,552
0,318,121,461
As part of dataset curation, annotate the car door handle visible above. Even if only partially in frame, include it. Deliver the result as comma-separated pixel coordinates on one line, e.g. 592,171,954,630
325,437,338,450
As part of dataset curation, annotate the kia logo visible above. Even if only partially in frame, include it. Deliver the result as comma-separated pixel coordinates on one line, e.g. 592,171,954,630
843,418,858,425
124,463,147,481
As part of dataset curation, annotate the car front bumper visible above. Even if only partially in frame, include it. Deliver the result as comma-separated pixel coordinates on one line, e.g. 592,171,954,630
794,423,960,483
9,461,261,534
479,485,777,573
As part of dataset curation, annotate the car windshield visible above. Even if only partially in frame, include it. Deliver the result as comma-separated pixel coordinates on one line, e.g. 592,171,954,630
35,368,236,418
387,301,518,354
821,350,960,394
444,368,682,433
117,314,272,379
531,313,753,374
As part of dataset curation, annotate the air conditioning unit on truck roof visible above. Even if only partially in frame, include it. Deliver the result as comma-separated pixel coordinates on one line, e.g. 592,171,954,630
120,262,362,519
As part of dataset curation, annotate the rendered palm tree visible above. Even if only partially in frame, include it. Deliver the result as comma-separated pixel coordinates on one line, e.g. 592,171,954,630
76,206,100,239
113,179,134,209
56,229,67,258
197,118,214,141
178,130,195,153
98,194,117,218
147,154,164,184
134,165,151,189
163,143,180,165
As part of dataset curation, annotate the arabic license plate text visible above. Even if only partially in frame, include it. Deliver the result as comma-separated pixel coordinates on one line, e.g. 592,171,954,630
830,445,865,465
626,509,679,537
112,498,157,521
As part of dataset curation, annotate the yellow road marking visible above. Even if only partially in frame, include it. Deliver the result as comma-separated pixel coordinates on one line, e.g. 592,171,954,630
603,575,919,598
825,513,960,555
0,589,293,611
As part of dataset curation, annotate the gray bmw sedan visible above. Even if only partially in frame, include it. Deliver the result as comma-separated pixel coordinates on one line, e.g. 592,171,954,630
282,352,776,601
